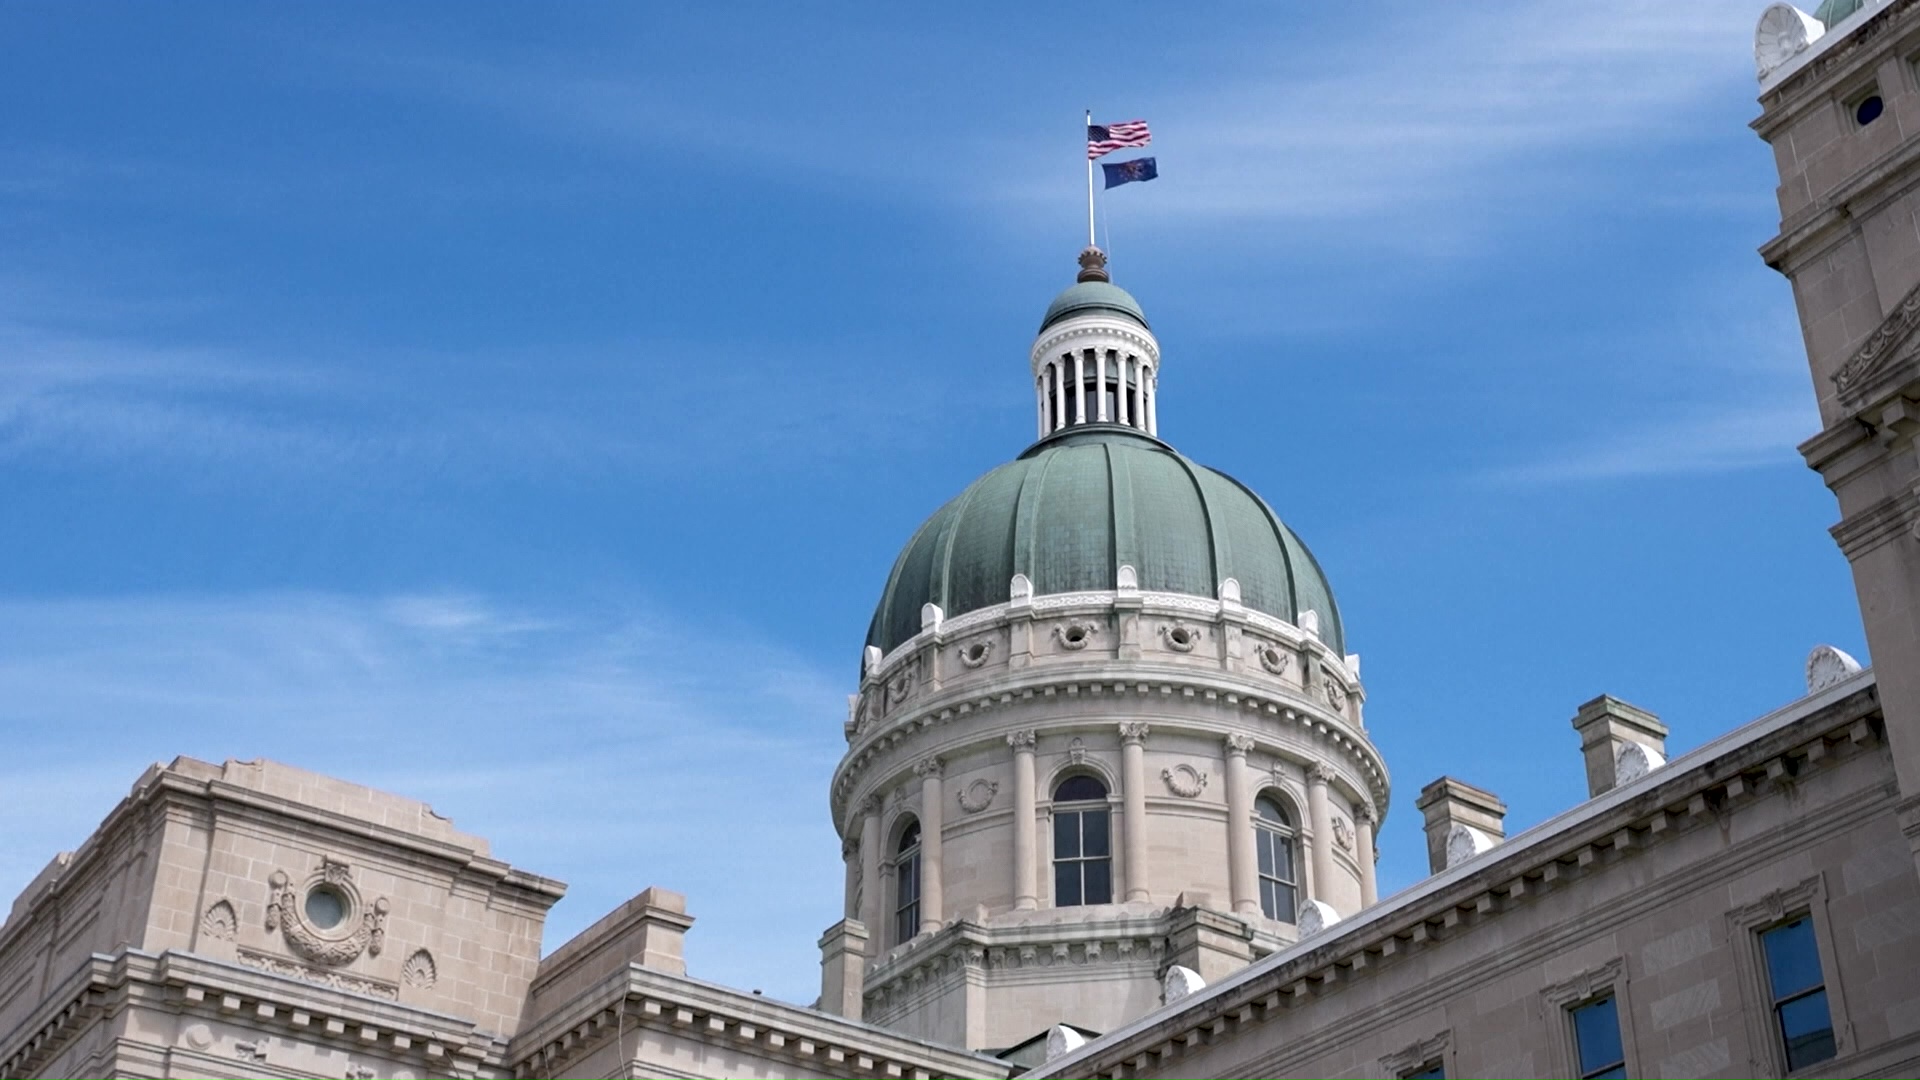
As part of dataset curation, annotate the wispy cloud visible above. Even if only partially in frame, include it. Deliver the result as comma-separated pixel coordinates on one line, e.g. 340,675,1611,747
0,287,963,483
319,2,1763,238
0,590,848,1003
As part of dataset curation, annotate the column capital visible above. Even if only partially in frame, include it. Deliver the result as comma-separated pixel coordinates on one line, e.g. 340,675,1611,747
1353,803,1378,827
1118,722,1151,745
915,756,945,779
1307,762,1334,786
1007,729,1038,751
1224,733,1256,756
859,794,883,818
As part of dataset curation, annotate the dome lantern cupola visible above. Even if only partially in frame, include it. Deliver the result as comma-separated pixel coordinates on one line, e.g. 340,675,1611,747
1032,247,1161,438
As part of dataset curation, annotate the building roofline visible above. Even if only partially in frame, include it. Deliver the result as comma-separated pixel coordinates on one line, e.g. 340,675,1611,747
1030,667,1880,1078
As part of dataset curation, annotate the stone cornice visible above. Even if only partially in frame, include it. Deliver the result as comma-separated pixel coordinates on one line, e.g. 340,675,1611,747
862,909,1180,1007
1031,319,1161,377
509,964,1010,1080
1760,135,1920,275
1029,671,1882,1079
0,779,549,970
0,948,497,1080
831,671,1388,835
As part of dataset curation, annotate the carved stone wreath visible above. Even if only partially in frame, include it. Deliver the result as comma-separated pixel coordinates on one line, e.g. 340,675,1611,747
957,778,999,814
265,859,389,968
1160,621,1201,653
1054,621,1098,650
1323,676,1347,710
887,666,916,706
1161,764,1208,798
1255,644,1290,675
958,639,995,668
1331,814,1355,853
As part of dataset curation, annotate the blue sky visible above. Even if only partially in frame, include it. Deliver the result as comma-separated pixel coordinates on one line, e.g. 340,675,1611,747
0,2,1866,1004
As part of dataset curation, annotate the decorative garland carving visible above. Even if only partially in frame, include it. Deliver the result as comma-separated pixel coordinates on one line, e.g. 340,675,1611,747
1054,621,1098,650
264,860,389,968
1160,621,1201,652
1835,277,1920,395
957,779,999,814
235,947,401,1000
887,664,916,706
1324,676,1348,710
1256,644,1291,675
1161,764,1209,798
1331,814,1355,852
958,639,994,668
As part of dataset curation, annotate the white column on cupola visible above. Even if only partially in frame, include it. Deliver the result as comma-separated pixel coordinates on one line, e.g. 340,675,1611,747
1145,366,1159,435
1118,355,1130,428
1036,375,1046,438
1071,350,1086,426
1096,350,1109,422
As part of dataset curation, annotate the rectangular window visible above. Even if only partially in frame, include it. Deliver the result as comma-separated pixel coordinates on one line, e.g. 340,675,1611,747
893,851,919,945
1570,996,1626,1080
1760,916,1837,1071
1400,1063,1444,1080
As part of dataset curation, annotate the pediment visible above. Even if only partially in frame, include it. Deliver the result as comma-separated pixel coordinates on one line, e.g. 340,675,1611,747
1835,276,1920,406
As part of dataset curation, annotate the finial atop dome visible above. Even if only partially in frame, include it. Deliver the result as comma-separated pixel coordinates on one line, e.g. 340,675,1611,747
1076,246,1110,283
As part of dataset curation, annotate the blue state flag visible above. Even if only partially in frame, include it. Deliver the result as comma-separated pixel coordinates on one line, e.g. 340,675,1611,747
1102,156,1158,189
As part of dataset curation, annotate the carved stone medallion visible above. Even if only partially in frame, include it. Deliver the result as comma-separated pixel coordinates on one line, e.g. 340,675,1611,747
958,639,995,668
1161,764,1208,798
1255,644,1291,675
957,779,998,814
265,858,389,967
1160,621,1200,652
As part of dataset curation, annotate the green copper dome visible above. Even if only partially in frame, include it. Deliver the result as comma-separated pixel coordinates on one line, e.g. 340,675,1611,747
865,426,1344,655
1040,281,1149,332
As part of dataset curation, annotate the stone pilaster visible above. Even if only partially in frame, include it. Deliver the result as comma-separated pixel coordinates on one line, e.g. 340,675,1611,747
1119,723,1151,903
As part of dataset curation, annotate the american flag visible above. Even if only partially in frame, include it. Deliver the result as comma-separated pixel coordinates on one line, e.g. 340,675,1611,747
1087,120,1151,160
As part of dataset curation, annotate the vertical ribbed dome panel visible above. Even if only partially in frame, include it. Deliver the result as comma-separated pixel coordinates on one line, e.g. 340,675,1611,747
865,427,1345,658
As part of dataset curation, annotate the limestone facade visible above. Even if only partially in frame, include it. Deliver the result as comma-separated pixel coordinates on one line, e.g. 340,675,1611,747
821,577,1385,1047
1032,673,1920,1078
1754,0,1920,882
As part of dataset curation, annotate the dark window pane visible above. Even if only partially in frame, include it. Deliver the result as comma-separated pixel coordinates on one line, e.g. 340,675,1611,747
1084,858,1112,905
1054,811,1080,858
1762,918,1824,1000
1083,810,1111,857
1257,832,1275,876
1402,1065,1445,1080
1572,997,1623,1078
1256,797,1287,824
1276,837,1294,883
1780,989,1837,1070
1274,883,1295,924
897,821,919,853
1054,862,1081,907
1056,775,1107,802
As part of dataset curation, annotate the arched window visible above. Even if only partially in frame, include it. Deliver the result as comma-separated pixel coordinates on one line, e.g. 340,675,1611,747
893,820,921,944
1255,796,1298,922
1052,775,1112,906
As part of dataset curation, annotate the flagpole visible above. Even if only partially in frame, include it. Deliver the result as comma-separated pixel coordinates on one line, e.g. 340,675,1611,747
1085,109,1096,248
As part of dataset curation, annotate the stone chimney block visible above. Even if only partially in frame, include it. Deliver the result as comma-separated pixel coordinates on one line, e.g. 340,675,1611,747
817,918,870,1020
1571,695,1669,798
630,886,695,975
1415,777,1507,875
